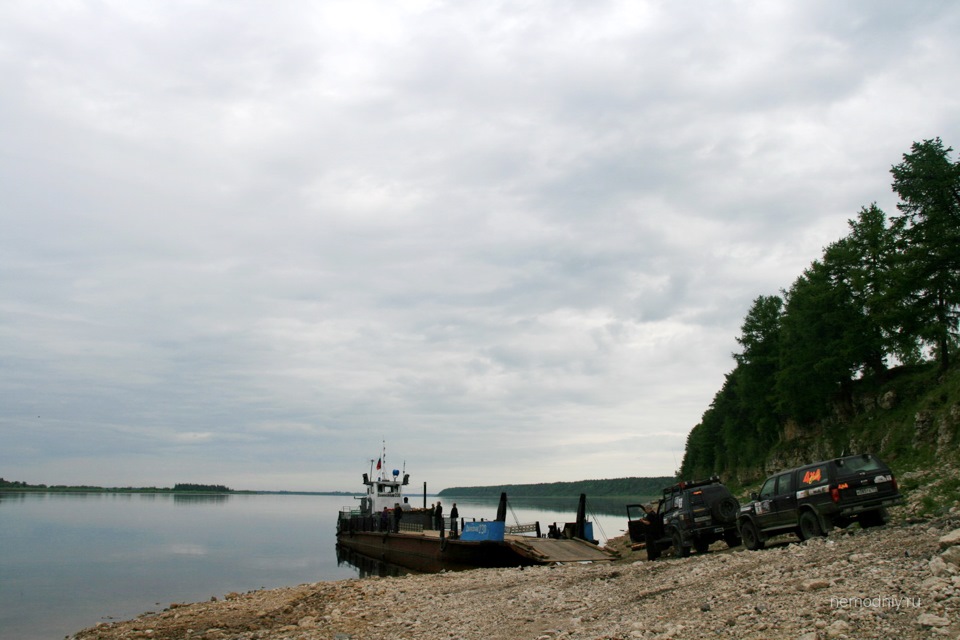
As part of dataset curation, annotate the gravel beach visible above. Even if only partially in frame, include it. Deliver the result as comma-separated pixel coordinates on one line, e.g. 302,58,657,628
71,515,960,640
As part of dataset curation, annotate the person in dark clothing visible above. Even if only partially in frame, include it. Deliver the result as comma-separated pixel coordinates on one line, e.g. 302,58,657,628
393,503,403,533
450,503,459,538
435,501,444,536
380,507,390,532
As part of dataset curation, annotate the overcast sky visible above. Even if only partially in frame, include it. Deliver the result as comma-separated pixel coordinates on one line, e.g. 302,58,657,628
2,1,958,492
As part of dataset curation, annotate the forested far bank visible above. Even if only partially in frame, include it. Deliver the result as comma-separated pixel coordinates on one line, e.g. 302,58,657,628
439,476,675,499
0,479,241,493
0,479,358,495
681,137,960,488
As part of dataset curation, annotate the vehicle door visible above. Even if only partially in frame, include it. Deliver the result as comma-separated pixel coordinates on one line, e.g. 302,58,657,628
832,455,898,504
752,476,778,531
687,489,712,529
657,495,675,539
770,472,796,527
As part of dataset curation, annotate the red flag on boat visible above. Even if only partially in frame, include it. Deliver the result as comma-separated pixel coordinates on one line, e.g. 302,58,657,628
376,458,382,470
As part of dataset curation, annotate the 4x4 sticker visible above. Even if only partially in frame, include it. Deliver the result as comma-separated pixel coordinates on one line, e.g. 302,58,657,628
802,467,824,484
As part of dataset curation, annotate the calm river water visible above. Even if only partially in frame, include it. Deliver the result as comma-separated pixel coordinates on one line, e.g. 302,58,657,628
0,491,631,640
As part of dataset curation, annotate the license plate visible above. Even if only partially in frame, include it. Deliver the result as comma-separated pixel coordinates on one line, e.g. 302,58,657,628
856,486,878,496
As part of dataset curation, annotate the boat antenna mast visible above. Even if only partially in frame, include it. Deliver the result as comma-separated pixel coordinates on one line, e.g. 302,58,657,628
381,439,386,481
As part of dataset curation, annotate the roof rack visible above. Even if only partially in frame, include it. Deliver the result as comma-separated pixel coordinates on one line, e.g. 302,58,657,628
663,475,722,494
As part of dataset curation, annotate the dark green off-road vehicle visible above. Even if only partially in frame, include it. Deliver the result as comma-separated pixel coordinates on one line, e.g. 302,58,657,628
737,453,903,550
627,477,741,560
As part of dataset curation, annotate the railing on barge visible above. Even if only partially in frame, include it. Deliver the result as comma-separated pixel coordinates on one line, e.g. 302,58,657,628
337,507,541,540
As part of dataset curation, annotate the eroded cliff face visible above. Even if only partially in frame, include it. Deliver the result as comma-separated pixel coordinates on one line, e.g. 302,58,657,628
735,391,960,490
684,365,960,491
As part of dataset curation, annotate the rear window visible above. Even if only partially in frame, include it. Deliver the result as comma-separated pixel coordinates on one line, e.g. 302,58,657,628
799,465,827,486
694,485,731,504
836,454,884,473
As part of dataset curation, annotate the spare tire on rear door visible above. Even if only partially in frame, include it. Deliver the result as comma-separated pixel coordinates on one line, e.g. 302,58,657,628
712,497,739,524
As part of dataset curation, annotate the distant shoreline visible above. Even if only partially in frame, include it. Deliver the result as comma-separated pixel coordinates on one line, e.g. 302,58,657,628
0,485,359,496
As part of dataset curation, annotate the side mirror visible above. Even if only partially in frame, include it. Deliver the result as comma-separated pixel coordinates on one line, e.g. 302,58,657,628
750,492,759,501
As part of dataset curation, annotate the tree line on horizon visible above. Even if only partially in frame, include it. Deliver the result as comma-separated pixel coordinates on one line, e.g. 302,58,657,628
0,478,235,493
439,476,676,498
681,138,960,481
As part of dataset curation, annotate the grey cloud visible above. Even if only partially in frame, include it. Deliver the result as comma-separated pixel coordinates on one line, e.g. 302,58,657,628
1,1,958,490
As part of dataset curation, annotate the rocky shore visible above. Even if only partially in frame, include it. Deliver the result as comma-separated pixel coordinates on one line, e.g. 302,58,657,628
72,515,960,640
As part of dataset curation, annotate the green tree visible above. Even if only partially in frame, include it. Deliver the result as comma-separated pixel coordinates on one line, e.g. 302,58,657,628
733,295,784,449
890,138,960,370
830,204,917,371
776,261,858,422
680,369,745,478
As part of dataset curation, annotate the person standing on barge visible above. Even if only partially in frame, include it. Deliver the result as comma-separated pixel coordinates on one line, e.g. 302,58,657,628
450,503,459,538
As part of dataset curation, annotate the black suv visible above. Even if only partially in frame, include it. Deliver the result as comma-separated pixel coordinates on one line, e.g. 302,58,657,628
738,453,903,550
627,477,741,560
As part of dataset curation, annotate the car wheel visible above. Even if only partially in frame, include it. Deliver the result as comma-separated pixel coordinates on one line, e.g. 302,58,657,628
798,510,824,540
859,508,888,529
740,520,764,551
724,530,742,548
672,529,690,558
712,497,739,524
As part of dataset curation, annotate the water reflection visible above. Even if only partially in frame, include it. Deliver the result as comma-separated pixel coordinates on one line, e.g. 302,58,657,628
173,493,230,505
1,491,635,640
335,544,413,578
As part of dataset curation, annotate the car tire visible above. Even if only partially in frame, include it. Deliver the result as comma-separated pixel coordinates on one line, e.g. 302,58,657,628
712,497,739,524
859,508,888,529
798,510,824,541
672,529,690,558
724,530,742,548
740,520,764,551
694,537,711,554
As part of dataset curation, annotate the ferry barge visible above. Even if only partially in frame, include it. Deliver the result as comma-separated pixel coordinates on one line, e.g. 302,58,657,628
335,454,614,572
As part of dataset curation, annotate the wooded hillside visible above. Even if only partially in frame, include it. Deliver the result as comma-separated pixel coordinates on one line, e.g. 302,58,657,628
680,138,960,487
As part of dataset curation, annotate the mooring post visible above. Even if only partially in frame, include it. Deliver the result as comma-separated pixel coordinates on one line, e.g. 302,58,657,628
576,493,587,539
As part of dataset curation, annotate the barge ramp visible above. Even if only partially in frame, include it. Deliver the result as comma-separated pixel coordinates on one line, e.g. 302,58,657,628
506,535,616,564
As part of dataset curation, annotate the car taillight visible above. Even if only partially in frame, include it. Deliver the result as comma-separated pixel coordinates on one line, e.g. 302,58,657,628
830,485,840,503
